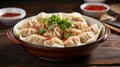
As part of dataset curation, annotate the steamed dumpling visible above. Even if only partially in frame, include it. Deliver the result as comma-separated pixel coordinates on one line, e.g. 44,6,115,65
43,32,53,39
70,29,82,36
20,34,46,46
73,21,88,30
44,27,63,39
59,12,86,22
64,29,81,37
43,37,64,47
82,24,99,34
19,28,37,37
37,12,58,19
17,17,39,30
90,24,99,34
64,36,81,47
53,27,63,39
78,31,95,43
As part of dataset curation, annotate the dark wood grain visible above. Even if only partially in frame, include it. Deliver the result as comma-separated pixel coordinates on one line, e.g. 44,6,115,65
0,0,120,66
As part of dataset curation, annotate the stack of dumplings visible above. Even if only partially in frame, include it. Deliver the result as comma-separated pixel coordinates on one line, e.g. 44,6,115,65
13,12,103,48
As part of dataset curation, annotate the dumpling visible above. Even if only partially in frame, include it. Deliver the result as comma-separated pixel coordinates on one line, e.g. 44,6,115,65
67,28,81,36
64,36,81,47
82,24,99,34
78,31,95,43
43,31,53,39
19,28,37,37
37,12,58,20
43,37,64,47
27,17,38,27
17,17,39,30
73,21,88,30
20,34,46,46
44,27,63,39
90,24,99,34
59,12,86,22
13,17,39,36
53,27,63,39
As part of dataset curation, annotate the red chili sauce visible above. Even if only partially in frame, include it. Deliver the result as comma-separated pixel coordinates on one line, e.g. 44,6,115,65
84,5,107,11
1,12,20,17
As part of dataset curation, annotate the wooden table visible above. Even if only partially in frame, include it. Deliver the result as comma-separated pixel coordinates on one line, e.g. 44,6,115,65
0,0,120,66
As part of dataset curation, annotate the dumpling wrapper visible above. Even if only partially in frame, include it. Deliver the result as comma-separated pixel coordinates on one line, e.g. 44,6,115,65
20,34,46,46
85,25,103,44
43,37,64,47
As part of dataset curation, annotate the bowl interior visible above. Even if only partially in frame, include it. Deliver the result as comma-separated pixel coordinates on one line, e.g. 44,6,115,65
12,14,106,48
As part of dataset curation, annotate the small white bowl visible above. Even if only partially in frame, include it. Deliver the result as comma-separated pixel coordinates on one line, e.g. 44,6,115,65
0,7,26,25
80,3,110,18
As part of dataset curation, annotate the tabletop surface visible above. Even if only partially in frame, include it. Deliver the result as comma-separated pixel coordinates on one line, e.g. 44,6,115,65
0,0,120,66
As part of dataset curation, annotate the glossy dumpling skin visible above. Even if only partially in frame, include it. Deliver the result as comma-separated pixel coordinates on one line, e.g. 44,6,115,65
20,34,46,46
37,12,58,19
59,12,86,22
17,17,39,30
53,27,63,39
43,37,64,47
64,36,81,47
19,28,37,37
73,21,88,30
13,17,40,37
64,29,81,38
82,24,99,34
69,29,81,36
44,27,63,39
78,31,95,43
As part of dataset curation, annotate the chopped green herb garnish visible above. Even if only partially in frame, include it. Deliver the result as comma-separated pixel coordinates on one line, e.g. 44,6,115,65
48,25,55,31
37,28,46,34
64,31,71,38
59,24,67,31
40,14,73,31
48,15,60,25
43,18,48,23
57,19,72,31
37,19,41,22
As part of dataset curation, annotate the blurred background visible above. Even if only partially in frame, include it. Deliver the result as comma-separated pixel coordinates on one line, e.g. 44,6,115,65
0,0,119,17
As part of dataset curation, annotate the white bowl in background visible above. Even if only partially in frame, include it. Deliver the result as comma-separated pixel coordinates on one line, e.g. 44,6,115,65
80,3,110,18
0,7,26,25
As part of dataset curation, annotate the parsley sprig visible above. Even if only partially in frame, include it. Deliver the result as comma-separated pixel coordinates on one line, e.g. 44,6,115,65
43,14,73,31
37,15,73,35
57,19,72,31
37,28,46,34
48,15,60,25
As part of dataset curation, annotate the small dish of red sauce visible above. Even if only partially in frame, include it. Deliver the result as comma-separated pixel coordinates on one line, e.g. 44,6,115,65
84,5,107,11
80,3,110,18
1,12,21,17
0,7,26,25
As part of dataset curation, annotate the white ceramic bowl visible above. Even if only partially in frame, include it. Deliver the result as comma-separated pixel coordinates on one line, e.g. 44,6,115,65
0,7,26,25
80,3,110,18
7,15,110,61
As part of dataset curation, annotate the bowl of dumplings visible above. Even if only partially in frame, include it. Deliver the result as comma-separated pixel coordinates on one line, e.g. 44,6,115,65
7,12,110,61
